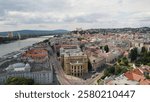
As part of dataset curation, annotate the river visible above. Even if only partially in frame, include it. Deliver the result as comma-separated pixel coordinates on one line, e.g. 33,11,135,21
0,36,53,57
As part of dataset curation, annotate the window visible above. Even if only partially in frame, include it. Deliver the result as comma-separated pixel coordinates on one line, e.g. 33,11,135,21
74,66,76,70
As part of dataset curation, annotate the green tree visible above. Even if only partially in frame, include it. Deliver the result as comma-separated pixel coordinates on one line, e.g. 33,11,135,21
115,65,122,75
103,67,115,76
104,45,109,53
100,46,103,49
129,48,138,62
117,59,121,63
141,46,147,55
145,74,150,79
5,77,34,85
80,44,85,50
122,57,129,66
77,37,84,41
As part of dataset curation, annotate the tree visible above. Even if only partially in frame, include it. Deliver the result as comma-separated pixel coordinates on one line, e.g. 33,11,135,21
122,57,129,66
100,46,103,49
104,45,109,53
103,67,115,77
141,46,147,55
5,77,34,85
145,75,150,79
80,44,85,51
115,65,122,75
129,48,138,62
88,60,92,71
77,37,84,41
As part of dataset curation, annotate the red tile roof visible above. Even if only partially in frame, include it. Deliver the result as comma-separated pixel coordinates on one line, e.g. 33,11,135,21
124,68,150,85
23,49,48,58
132,68,143,75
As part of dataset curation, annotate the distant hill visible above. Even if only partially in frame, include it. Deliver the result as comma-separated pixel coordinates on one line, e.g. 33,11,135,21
72,27,150,34
0,29,69,36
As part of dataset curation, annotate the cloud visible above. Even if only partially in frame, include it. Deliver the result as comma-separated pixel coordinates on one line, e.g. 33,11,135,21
0,0,150,31
63,13,110,23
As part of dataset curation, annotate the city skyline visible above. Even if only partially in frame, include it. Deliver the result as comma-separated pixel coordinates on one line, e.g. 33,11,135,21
0,0,150,31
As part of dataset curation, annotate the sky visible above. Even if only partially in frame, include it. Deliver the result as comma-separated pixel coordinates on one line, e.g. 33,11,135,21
0,0,150,31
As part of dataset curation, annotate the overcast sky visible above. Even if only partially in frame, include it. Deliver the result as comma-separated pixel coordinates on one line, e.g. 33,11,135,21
0,0,150,31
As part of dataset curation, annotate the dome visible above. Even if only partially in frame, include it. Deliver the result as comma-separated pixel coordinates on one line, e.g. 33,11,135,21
25,63,31,69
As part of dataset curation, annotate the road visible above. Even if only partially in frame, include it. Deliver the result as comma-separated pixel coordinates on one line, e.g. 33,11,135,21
86,71,104,85
50,56,72,85
0,59,11,66
0,44,104,85
47,46,104,85
47,46,72,85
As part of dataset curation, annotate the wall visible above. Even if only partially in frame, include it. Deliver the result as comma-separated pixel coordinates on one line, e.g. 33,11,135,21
0,70,53,85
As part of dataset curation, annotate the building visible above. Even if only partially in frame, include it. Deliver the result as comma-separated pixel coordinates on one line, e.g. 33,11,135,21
131,40,150,54
104,75,139,85
143,42,150,52
0,70,53,85
88,56,106,71
60,45,88,77
104,67,150,85
21,48,48,63
140,65,150,76
7,32,13,38
124,70,150,85
0,62,53,85
5,63,31,72
105,49,123,63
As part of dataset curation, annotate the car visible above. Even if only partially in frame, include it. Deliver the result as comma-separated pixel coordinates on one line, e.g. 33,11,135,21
91,71,96,74
91,75,96,79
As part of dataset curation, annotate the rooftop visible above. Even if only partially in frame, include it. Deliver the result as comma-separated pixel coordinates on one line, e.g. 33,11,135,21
124,68,150,85
60,45,86,57
5,63,31,72
106,75,139,85
22,48,48,58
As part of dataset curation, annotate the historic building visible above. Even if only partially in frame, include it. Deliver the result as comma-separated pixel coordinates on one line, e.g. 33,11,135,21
0,62,53,85
60,45,88,77
21,48,48,63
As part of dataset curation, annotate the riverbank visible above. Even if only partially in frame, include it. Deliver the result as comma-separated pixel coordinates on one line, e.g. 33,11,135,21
0,36,53,57
0,35,53,44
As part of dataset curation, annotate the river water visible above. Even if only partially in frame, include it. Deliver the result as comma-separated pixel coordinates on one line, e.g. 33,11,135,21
0,36,52,57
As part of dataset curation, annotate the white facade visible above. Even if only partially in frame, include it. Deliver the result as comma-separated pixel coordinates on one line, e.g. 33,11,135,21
5,63,31,72
104,75,139,85
0,62,53,85
0,70,53,85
